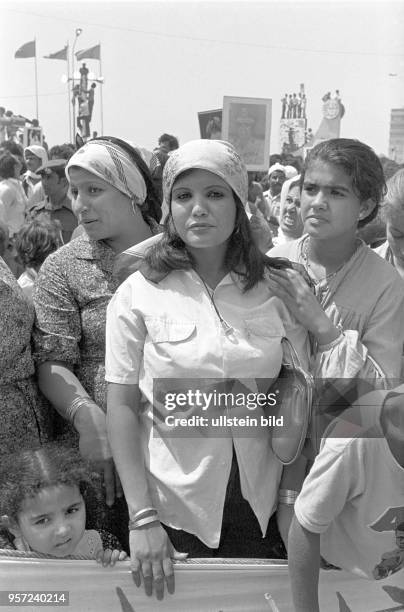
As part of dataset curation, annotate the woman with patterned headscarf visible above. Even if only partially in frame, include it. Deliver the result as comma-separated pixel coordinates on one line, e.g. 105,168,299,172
33,137,162,545
104,139,316,596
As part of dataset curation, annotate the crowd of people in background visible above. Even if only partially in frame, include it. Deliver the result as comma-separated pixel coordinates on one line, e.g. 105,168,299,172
0,129,404,609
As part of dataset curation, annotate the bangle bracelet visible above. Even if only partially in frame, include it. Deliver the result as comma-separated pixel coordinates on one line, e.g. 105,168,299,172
129,515,160,530
278,498,296,506
278,489,299,497
129,507,157,522
278,489,299,506
65,396,94,425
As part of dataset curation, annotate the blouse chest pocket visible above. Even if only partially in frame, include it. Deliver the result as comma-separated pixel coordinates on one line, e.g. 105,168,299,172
145,317,196,344
243,316,284,340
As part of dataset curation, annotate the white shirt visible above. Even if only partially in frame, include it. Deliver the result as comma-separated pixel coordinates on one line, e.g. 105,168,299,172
0,178,27,236
18,267,38,303
295,394,404,580
105,267,309,547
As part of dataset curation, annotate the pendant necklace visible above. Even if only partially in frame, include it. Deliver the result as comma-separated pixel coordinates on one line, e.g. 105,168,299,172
195,272,234,336
302,236,360,286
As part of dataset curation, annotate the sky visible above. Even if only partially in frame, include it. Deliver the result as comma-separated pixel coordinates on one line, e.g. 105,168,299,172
1,0,404,157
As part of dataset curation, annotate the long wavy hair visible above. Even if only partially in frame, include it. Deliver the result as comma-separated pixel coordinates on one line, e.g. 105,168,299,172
145,179,274,291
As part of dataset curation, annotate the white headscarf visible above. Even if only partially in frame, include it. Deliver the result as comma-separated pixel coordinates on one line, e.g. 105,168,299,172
267,163,286,178
24,146,48,180
66,140,147,206
279,174,301,219
284,165,299,180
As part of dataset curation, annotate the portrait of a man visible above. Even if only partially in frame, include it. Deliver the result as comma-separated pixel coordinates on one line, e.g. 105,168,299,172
222,97,272,170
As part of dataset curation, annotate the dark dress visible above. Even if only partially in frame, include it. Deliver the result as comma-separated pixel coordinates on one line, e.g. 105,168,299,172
0,257,52,458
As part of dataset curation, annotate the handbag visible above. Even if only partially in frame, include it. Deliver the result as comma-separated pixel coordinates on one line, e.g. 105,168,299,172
269,337,315,465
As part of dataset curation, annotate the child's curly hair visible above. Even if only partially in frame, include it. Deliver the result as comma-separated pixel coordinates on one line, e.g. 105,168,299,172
0,444,101,525
15,218,63,270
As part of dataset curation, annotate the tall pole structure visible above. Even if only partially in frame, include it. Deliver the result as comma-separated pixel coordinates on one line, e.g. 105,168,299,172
71,28,82,142
34,37,39,120
98,42,104,135
66,41,72,141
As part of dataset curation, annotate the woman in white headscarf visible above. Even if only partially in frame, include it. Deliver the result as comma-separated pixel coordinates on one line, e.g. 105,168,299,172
271,175,304,247
33,138,162,537
104,139,324,597
22,145,48,201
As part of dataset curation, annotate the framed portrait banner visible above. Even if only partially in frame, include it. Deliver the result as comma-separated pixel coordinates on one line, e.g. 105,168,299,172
198,109,222,139
222,96,272,171
23,126,43,147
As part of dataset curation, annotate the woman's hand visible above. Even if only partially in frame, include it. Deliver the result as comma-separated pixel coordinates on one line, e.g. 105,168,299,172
266,267,340,345
74,403,123,506
96,548,128,567
130,522,188,600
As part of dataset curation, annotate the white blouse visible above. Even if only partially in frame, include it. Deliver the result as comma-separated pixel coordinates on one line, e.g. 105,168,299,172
105,268,309,547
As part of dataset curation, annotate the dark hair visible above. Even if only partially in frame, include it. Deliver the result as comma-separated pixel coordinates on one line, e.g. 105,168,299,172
269,154,283,166
0,153,19,179
302,138,386,228
380,168,404,223
0,140,24,158
158,133,179,151
0,221,9,257
0,444,100,524
15,218,63,269
90,136,162,223
145,175,267,291
49,144,76,161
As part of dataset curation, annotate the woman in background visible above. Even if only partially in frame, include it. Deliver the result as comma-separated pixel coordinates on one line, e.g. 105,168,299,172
272,175,304,247
375,168,404,279
33,137,162,543
0,256,52,459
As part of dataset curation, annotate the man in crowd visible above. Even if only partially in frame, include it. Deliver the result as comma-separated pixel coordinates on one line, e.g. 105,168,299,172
28,143,75,208
264,163,287,233
150,133,179,215
22,145,48,201
27,159,77,243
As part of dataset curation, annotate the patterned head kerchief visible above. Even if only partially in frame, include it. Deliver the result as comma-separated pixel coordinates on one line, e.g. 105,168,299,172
163,139,248,206
66,140,147,206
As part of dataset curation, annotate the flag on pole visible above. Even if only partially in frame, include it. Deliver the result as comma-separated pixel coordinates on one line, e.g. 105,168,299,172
15,40,36,58
75,44,100,61
44,46,68,61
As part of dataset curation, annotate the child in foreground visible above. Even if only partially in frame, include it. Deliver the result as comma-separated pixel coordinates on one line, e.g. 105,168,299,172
0,445,127,566
288,387,404,612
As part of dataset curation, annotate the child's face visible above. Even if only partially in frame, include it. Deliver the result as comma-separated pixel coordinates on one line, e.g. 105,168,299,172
301,160,374,240
13,484,86,558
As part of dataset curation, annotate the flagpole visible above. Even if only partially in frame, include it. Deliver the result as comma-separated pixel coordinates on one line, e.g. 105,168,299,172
72,28,82,142
66,41,72,141
34,37,39,120
98,42,104,135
